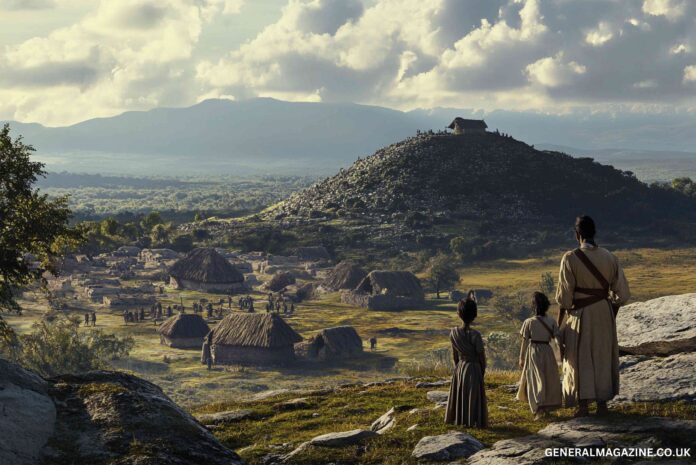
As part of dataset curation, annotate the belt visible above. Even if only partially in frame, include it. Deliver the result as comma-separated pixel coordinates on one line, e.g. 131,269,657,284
531,340,550,344
572,287,609,310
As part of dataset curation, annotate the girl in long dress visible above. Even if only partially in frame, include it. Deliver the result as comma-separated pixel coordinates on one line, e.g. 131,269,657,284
445,292,488,427
517,292,562,419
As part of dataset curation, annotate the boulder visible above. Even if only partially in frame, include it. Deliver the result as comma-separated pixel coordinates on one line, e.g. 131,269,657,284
617,294,696,356
416,379,450,388
426,390,449,404
612,353,696,404
468,416,696,465
370,407,396,434
0,359,56,465
309,429,378,447
44,370,245,465
279,397,311,410
412,431,484,461
196,409,256,425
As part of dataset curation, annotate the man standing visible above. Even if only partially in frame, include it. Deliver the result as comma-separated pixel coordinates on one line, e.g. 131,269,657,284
556,216,630,417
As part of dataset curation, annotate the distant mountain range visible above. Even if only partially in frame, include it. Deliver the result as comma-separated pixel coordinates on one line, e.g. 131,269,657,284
4,98,696,179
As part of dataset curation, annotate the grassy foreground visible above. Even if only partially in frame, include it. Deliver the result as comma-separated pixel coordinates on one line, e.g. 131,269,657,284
194,372,696,465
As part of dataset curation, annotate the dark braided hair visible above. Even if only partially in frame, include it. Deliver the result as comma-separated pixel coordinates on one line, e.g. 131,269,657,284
532,291,550,316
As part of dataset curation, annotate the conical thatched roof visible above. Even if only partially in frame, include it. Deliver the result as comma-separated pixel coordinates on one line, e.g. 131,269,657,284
322,261,367,291
169,248,244,284
212,313,302,348
316,326,363,354
355,270,424,298
157,313,210,338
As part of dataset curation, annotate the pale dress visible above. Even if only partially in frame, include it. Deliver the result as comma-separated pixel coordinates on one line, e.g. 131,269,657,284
516,315,562,413
556,244,630,406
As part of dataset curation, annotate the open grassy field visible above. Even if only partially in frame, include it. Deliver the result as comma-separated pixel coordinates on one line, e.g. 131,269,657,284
7,246,696,407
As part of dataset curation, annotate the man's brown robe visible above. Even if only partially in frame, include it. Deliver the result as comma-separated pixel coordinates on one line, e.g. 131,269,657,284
556,243,630,406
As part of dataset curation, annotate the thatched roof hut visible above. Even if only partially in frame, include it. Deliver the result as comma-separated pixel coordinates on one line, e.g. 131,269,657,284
295,326,363,361
266,271,296,292
211,313,302,365
447,117,487,135
342,270,425,310
322,261,367,291
168,248,245,293
157,314,211,349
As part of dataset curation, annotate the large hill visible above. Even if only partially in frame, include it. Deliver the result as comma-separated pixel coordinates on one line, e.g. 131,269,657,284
209,131,696,260
5,98,696,178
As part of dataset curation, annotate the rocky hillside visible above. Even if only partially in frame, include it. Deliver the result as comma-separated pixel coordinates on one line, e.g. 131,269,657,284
269,132,691,226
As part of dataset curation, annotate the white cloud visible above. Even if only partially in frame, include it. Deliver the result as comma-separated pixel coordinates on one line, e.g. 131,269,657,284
642,0,686,21
684,65,696,83
0,0,54,10
527,54,586,88
585,21,614,47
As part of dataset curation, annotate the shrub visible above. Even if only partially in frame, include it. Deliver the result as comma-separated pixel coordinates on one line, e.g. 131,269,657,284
485,331,520,371
489,290,533,321
4,314,134,377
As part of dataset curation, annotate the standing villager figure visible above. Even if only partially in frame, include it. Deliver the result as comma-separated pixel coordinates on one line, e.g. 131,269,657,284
517,292,562,419
445,292,488,427
84,313,90,326
91,312,97,327
369,337,377,350
201,331,213,370
166,305,172,318
556,216,630,417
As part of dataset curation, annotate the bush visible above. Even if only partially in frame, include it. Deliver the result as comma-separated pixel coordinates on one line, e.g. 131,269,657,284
489,290,533,321
4,314,134,377
485,331,520,371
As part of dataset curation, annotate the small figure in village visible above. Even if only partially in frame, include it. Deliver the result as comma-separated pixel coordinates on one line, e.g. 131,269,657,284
123,310,129,325
445,291,488,427
201,331,213,371
91,311,97,327
228,295,232,308
84,312,90,326
139,307,145,321
290,303,295,314
248,299,254,313
166,305,173,318
517,292,562,419
134,311,139,323
369,336,377,350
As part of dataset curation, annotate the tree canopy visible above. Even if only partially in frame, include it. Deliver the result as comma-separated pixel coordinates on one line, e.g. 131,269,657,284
0,123,82,314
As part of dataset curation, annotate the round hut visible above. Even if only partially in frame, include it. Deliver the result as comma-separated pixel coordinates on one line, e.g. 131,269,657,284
341,270,425,310
295,326,363,361
157,313,211,349
322,261,367,291
168,248,245,293
211,313,302,365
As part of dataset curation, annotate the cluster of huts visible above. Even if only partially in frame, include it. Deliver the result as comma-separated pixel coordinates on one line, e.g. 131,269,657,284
156,311,364,365
322,261,425,310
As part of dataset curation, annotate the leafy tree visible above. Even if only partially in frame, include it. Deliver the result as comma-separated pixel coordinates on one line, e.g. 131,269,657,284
450,236,478,261
150,223,171,246
10,315,134,377
672,177,696,196
426,253,460,299
0,124,81,316
140,211,162,233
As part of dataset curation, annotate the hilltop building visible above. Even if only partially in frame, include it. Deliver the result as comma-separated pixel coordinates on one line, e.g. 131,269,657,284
295,326,364,361
448,117,487,135
157,313,211,349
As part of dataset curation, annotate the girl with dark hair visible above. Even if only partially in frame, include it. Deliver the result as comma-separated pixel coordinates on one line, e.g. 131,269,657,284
445,291,488,427
517,291,562,419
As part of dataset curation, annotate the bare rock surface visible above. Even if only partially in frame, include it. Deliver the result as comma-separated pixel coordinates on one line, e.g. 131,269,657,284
468,416,696,465
416,379,450,388
309,429,378,447
412,431,484,461
613,353,696,404
43,370,245,465
618,294,696,356
371,407,396,434
427,390,449,404
0,359,56,465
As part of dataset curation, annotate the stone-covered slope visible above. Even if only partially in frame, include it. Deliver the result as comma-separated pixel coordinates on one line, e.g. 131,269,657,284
267,133,692,228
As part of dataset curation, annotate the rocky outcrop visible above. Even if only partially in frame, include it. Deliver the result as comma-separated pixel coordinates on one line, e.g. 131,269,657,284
412,431,484,461
618,294,696,356
613,353,696,404
468,416,696,465
0,360,245,465
309,429,378,447
426,390,449,404
0,359,56,465
196,409,257,425
370,407,396,434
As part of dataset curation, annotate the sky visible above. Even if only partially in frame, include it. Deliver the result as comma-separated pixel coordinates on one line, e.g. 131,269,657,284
1,0,695,127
